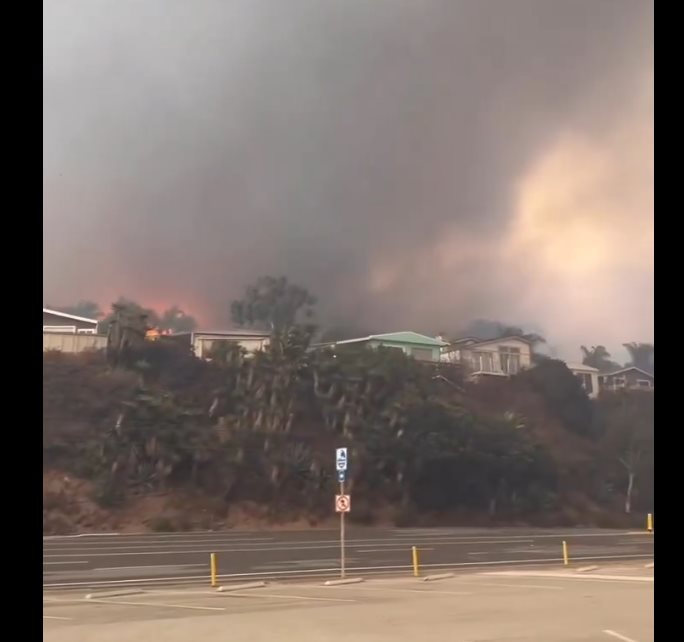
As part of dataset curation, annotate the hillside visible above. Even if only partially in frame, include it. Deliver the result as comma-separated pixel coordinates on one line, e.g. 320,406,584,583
42,341,653,534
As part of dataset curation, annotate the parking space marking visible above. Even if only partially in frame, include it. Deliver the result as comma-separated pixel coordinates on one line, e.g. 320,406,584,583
85,598,225,612
94,564,206,571
43,615,73,620
229,592,357,603
44,561,89,565
321,584,472,597
485,571,654,583
603,630,639,642
128,590,219,597
465,581,564,591
358,548,434,553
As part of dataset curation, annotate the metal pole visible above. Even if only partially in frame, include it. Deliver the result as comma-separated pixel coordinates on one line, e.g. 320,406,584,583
210,553,217,587
412,546,420,577
340,480,346,578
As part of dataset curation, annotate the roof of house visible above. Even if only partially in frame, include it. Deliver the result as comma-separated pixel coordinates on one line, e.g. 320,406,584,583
565,362,599,373
448,337,481,345
601,366,654,379
446,335,535,349
334,331,448,347
43,307,99,325
172,329,271,338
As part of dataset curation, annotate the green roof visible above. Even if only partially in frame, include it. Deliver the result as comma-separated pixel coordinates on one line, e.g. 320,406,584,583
368,332,447,347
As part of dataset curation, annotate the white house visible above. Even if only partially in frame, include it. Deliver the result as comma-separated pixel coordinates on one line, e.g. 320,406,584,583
43,308,99,334
43,307,104,353
599,367,654,392
167,329,271,360
565,362,600,399
440,335,534,377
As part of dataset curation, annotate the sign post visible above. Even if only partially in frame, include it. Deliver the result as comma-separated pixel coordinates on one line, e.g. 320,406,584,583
340,477,346,578
335,448,349,578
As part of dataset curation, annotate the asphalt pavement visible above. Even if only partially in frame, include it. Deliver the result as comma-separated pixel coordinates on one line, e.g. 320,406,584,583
43,568,654,642
43,527,654,589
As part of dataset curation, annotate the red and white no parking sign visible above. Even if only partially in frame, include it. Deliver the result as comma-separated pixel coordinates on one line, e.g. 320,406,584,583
335,494,351,513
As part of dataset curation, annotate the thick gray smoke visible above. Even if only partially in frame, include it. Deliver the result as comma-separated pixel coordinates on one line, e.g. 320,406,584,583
43,0,653,360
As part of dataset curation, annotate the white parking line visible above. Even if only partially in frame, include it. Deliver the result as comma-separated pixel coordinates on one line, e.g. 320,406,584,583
94,564,206,571
485,571,653,583
230,592,356,603
603,630,639,642
44,561,88,565
85,598,225,612
43,615,73,620
466,581,564,591
44,533,120,539
358,548,434,553
125,588,355,603
320,584,472,597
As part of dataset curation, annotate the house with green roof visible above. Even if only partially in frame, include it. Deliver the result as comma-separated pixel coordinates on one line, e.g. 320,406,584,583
318,331,448,363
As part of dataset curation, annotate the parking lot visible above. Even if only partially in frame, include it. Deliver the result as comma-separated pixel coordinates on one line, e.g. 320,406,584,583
44,563,653,642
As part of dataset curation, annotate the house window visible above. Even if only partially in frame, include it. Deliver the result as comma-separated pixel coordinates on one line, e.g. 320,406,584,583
446,349,461,362
379,345,404,354
636,379,652,389
472,351,494,372
77,328,96,335
576,372,593,394
612,377,626,388
410,348,434,362
498,346,521,375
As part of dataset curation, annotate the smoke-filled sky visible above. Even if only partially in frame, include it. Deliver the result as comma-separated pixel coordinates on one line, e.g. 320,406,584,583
44,0,653,361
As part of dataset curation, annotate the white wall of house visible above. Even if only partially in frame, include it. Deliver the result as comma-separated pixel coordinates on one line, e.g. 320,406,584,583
193,334,270,359
441,337,532,375
565,362,600,398
43,332,107,353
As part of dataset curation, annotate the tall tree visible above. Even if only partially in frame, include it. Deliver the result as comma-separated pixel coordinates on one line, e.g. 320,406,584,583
55,300,103,319
159,305,197,333
231,276,317,334
598,391,654,514
580,345,621,372
99,298,160,334
623,342,654,374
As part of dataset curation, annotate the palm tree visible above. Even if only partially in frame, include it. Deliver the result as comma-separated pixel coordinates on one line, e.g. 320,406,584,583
580,345,620,372
159,306,197,333
623,343,654,374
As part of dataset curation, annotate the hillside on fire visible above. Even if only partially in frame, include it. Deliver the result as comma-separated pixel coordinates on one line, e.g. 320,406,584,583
43,283,653,535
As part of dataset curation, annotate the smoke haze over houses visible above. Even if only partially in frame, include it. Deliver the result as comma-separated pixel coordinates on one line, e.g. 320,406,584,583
43,0,653,361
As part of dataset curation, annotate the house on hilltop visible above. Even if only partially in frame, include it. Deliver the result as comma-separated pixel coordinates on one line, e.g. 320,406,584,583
315,331,448,363
439,335,534,378
166,329,271,360
43,308,99,334
599,367,654,392
565,362,600,399
43,307,105,353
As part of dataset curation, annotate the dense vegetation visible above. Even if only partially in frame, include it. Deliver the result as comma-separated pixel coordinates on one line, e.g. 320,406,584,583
43,280,654,534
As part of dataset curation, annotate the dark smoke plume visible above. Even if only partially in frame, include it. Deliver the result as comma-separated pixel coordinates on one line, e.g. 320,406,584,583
44,0,653,360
